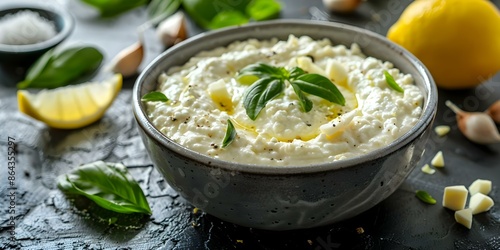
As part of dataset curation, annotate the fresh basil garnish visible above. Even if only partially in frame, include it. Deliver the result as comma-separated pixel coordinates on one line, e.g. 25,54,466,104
239,63,345,120
147,0,181,23
415,190,436,205
17,45,104,89
208,10,249,29
383,70,404,93
246,0,281,21
80,0,149,17
57,161,152,215
242,77,285,120
141,91,169,102
222,119,237,148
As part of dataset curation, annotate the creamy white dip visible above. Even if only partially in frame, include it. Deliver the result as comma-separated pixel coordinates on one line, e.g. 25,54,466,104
146,35,423,166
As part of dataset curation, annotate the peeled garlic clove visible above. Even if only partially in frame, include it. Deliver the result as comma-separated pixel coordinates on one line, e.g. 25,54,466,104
446,100,500,144
109,41,144,78
323,0,362,13
156,12,187,48
486,100,500,124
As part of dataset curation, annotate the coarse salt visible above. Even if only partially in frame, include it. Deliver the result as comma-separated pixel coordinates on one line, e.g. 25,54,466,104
0,10,57,45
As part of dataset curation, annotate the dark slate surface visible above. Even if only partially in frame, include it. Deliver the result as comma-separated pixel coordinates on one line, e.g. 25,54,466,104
1,0,500,249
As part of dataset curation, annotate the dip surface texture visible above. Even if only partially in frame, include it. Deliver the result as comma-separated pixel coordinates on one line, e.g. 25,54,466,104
147,35,424,166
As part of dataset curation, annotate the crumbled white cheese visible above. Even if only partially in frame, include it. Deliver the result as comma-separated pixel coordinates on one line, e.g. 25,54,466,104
421,164,435,174
326,59,348,85
149,35,424,165
434,125,451,136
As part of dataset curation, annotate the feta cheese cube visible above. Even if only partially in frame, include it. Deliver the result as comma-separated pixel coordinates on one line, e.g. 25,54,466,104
454,208,472,229
434,125,451,136
431,151,445,167
468,179,492,196
421,164,435,174
443,185,468,211
469,193,494,215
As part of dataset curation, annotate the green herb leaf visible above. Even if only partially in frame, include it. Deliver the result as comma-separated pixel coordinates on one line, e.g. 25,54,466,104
147,0,181,22
80,0,149,17
208,10,249,30
57,161,152,214
17,46,104,89
222,119,237,148
238,63,345,119
291,74,346,106
246,0,281,21
288,67,306,80
415,190,436,205
383,70,404,93
290,82,313,112
239,63,287,79
141,91,169,102
182,0,252,29
243,77,285,120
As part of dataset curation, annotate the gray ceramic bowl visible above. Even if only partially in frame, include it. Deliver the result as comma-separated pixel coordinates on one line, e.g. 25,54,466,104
0,3,74,65
133,20,437,230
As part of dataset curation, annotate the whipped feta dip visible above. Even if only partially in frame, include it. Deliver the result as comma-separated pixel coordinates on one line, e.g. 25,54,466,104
146,35,424,166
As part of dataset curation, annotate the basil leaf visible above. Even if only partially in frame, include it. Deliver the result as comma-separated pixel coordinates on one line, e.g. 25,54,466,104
17,46,104,89
291,74,346,106
243,77,285,120
208,10,249,30
239,63,286,79
246,0,281,21
222,119,237,148
80,0,148,17
288,66,306,80
141,92,169,102
290,82,313,112
383,70,404,93
147,0,181,22
57,161,151,215
415,190,436,205
182,0,252,29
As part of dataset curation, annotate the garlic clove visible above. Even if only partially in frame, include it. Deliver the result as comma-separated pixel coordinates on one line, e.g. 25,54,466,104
446,100,500,144
463,114,500,144
322,0,362,13
486,100,500,124
156,12,187,48
109,41,144,78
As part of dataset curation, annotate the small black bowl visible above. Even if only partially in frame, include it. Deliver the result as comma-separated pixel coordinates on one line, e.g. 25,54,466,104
0,3,74,66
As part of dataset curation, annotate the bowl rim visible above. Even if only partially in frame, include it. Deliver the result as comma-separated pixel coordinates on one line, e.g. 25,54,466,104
0,2,74,53
133,19,437,175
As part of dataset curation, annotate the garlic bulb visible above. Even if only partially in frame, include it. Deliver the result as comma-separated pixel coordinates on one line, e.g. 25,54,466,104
486,100,500,124
156,12,187,48
323,0,362,13
446,100,500,144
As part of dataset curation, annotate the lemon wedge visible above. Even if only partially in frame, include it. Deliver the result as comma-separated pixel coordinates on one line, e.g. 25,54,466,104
17,74,122,129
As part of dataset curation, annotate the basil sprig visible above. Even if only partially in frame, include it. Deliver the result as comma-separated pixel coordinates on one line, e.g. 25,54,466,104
141,91,169,102
57,161,152,215
80,0,149,17
238,63,345,120
17,45,104,89
383,70,404,93
222,119,237,148
415,190,436,205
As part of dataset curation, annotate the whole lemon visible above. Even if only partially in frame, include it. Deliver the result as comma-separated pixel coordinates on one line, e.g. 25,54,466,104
387,0,500,89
